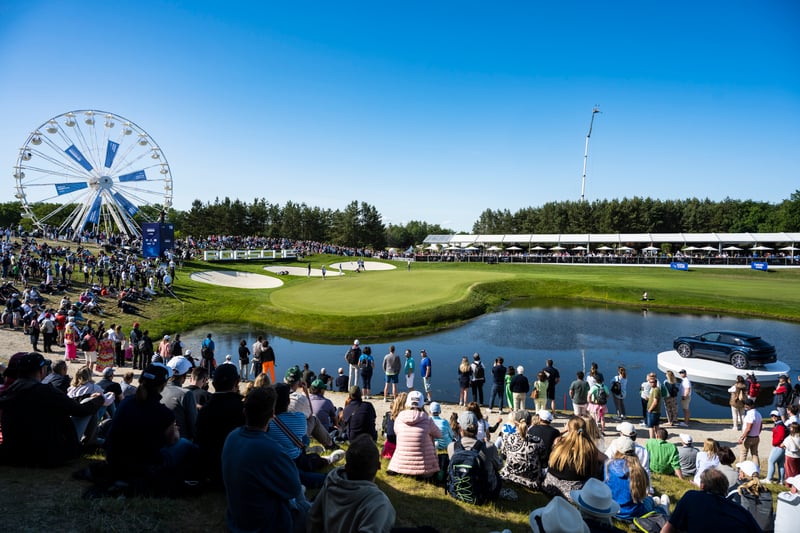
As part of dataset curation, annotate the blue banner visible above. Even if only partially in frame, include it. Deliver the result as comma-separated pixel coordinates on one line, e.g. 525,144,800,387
751,262,769,271
64,144,93,172
104,140,119,168
670,262,689,271
83,195,103,230
142,222,161,258
112,192,139,216
119,170,146,182
55,182,88,196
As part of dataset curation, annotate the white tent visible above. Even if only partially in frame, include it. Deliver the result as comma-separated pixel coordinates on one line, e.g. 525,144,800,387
531,246,546,251
701,246,717,252
550,245,565,251
722,246,742,251
642,246,660,252
507,246,522,251
751,245,773,251
486,245,502,251
572,246,588,251
596,245,614,251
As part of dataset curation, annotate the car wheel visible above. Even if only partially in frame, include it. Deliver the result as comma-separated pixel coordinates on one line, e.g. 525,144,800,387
676,343,692,358
730,352,748,370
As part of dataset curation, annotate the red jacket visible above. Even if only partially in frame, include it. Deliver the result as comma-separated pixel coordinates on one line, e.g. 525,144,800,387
772,421,788,447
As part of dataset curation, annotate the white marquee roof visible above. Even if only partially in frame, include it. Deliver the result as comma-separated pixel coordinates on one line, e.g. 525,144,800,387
423,232,800,246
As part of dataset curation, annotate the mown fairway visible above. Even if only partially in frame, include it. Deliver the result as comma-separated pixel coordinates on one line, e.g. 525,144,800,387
160,258,800,342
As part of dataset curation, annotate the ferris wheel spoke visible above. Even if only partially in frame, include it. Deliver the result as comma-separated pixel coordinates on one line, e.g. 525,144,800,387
36,133,93,176
18,164,88,182
25,147,92,178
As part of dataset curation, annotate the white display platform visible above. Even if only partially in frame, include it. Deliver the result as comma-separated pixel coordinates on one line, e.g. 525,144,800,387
656,350,790,386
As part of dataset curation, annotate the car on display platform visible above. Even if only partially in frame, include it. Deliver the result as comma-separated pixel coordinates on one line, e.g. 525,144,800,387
673,331,778,370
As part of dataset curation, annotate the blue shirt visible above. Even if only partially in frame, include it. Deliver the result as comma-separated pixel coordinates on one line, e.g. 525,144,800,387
420,356,431,378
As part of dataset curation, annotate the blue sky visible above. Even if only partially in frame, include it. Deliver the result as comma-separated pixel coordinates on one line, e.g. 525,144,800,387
1,1,798,232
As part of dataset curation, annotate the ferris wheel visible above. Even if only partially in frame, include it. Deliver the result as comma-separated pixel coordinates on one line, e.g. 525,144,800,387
13,110,173,238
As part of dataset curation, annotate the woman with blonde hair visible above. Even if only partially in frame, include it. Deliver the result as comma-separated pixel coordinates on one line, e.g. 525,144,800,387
605,444,662,520
381,392,407,458
692,438,720,485
727,375,747,431
457,356,471,406
543,416,606,501
580,414,606,454
243,372,271,397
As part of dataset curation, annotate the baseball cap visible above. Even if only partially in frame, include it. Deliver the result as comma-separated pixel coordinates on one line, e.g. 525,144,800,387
353,339,359,345
617,438,635,455
141,363,170,385
166,355,192,377
311,378,327,390
770,410,781,417
406,390,424,408
430,401,442,414
284,365,303,385
618,421,636,437
18,352,47,374
458,411,478,429
678,369,687,374
102,367,115,378
537,409,553,422
679,433,693,444
163,334,170,340
786,475,800,490
736,460,759,476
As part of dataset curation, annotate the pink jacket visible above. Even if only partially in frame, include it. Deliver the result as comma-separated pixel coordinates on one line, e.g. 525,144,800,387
387,409,442,476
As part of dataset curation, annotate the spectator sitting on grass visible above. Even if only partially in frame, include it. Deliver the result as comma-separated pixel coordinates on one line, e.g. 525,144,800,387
308,434,396,532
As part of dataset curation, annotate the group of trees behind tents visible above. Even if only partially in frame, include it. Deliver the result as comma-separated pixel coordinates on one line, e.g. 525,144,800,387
1,190,797,250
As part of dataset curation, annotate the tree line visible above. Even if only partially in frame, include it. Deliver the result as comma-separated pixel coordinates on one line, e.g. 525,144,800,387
1,191,797,250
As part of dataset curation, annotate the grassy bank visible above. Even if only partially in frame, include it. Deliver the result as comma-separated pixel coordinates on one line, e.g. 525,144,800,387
144,257,800,342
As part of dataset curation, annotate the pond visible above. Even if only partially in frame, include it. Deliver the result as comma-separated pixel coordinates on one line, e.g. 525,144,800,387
183,304,800,419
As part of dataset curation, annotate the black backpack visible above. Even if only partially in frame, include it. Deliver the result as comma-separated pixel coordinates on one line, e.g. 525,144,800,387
447,440,490,505
345,347,361,366
79,336,91,352
595,386,608,405
610,380,622,395
733,489,774,532
473,363,485,381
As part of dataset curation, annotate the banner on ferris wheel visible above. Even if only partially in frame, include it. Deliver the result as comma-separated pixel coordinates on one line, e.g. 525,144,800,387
84,195,103,228
105,140,119,168
64,144,93,172
112,191,139,216
119,170,146,182
55,182,88,196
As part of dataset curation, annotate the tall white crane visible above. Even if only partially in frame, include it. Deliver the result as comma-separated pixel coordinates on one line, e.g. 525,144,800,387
580,106,601,202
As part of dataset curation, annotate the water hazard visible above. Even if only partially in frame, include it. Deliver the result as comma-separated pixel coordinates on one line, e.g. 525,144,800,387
184,304,800,419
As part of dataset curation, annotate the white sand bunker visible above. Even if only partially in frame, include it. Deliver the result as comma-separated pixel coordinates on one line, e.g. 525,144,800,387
190,270,284,289
330,261,397,271
263,265,343,277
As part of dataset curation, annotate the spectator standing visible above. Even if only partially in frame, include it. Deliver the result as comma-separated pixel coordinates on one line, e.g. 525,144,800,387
357,346,374,399
611,366,627,420
662,370,680,426
344,339,361,389
677,369,692,426
381,345,401,402
420,349,432,403
728,375,748,431
587,375,610,433
569,371,590,417
783,421,800,481
738,399,763,464
542,359,560,414
403,349,415,391
457,356,471,406
645,372,662,438
251,335,263,380
237,339,250,381
469,353,486,406
489,357,507,412
261,339,276,384
774,374,793,421
510,365,530,411
764,410,789,485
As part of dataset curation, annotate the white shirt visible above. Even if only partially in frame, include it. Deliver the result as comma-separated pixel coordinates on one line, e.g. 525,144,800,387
743,408,763,437
680,376,692,397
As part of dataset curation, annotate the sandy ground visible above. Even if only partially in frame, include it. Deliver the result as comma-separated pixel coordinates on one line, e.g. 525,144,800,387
264,260,396,277
189,270,284,289
0,320,746,459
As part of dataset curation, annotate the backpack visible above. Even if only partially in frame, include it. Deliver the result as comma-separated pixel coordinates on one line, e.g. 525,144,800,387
737,489,775,532
170,340,182,356
345,347,360,366
473,363,485,381
632,510,668,533
610,380,622,395
594,386,608,405
668,382,679,398
749,381,761,398
446,440,490,505
80,336,91,352
358,356,370,369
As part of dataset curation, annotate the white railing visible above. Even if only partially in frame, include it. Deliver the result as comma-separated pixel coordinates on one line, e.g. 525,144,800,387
202,249,298,261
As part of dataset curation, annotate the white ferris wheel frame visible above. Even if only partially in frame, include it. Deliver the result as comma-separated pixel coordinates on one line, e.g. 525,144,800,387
13,109,173,238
